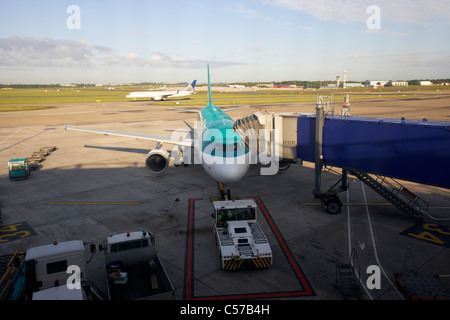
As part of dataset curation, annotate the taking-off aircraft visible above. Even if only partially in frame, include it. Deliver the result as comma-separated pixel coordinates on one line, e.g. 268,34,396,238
126,80,197,101
65,65,250,184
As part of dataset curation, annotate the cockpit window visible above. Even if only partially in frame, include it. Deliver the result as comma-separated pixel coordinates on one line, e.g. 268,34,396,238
215,142,245,153
202,140,246,157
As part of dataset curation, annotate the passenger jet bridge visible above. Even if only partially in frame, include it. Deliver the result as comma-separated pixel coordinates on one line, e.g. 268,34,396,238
233,96,450,219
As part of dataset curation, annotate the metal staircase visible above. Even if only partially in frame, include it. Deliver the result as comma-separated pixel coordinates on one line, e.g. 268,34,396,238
348,169,428,220
0,250,26,300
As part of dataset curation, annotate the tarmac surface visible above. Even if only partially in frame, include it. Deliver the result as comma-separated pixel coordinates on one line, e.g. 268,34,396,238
1,93,450,301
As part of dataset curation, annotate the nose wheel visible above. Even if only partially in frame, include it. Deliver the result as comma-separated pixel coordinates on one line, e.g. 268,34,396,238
217,182,232,200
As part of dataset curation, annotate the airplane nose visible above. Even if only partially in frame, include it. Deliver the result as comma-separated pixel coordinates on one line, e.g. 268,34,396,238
208,162,249,184
222,163,249,184
202,154,250,184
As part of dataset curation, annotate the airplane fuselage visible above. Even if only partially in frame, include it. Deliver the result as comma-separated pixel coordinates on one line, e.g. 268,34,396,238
126,90,191,101
126,80,196,101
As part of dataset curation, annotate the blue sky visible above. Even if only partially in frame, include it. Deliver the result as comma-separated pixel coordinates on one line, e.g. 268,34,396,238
0,0,449,84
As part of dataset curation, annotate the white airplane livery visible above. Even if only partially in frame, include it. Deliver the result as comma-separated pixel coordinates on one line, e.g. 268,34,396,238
65,66,252,184
126,80,197,101
226,82,245,89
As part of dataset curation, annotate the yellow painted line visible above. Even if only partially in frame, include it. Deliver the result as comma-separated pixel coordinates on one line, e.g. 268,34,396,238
300,203,392,206
47,202,142,205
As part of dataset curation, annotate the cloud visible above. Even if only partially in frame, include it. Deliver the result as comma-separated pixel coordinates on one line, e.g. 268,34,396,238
349,53,373,59
268,0,367,23
297,25,316,31
361,29,412,38
348,52,423,60
100,51,243,69
151,55,162,61
0,36,244,70
393,53,450,70
0,35,111,68
279,22,316,31
268,0,450,25
227,3,269,20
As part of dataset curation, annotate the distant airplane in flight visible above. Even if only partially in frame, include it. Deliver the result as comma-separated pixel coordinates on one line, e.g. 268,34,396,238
66,66,251,184
126,80,197,101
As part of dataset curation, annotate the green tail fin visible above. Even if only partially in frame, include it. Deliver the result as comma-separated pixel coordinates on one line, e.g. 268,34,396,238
207,64,212,107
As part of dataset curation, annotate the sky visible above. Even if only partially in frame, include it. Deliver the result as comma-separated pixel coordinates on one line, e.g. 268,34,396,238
0,0,449,84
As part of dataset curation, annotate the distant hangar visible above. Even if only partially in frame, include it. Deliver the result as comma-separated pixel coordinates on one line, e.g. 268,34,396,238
364,80,408,88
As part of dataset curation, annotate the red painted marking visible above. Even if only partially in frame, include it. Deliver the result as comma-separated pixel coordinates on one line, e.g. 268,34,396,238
184,198,202,300
190,290,313,300
251,196,314,296
184,196,314,300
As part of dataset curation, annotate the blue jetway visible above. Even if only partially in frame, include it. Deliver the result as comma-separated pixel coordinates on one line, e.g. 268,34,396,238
297,114,450,190
234,102,449,218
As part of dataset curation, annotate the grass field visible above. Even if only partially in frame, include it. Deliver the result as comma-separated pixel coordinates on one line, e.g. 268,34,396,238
0,105,54,112
0,85,447,107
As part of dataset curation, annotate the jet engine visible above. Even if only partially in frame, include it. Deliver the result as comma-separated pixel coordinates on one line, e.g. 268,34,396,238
145,148,170,174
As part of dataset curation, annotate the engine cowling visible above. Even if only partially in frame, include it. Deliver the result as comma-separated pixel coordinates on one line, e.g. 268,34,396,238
145,148,169,174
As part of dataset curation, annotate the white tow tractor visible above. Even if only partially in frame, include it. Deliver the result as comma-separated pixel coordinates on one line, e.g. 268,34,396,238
212,199,272,271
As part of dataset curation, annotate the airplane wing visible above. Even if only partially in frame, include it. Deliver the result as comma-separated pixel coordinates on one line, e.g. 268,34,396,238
156,92,177,99
64,125,194,147
169,108,201,114
222,106,250,112
168,106,248,115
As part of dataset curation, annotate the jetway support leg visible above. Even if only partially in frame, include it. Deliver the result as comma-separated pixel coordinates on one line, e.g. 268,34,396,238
313,99,347,214
313,101,325,198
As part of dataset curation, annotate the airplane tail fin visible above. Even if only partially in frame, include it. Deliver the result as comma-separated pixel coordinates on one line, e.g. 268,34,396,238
207,65,212,107
185,80,197,92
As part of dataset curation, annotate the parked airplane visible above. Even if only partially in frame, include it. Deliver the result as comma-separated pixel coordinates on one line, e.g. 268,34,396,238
226,82,245,89
126,80,197,101
65,66,250,184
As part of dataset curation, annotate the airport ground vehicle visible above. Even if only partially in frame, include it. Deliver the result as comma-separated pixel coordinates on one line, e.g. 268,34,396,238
8,158,30,180
24,240,94,300
212,199,272,271
100,230,174,300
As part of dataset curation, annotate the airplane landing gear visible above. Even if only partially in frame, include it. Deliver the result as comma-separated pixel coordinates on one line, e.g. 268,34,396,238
217,182,232,200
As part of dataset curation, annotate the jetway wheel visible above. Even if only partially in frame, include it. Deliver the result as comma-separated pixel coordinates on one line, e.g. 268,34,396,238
278,160,291,171
321,196,343,214
326,201,342,214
